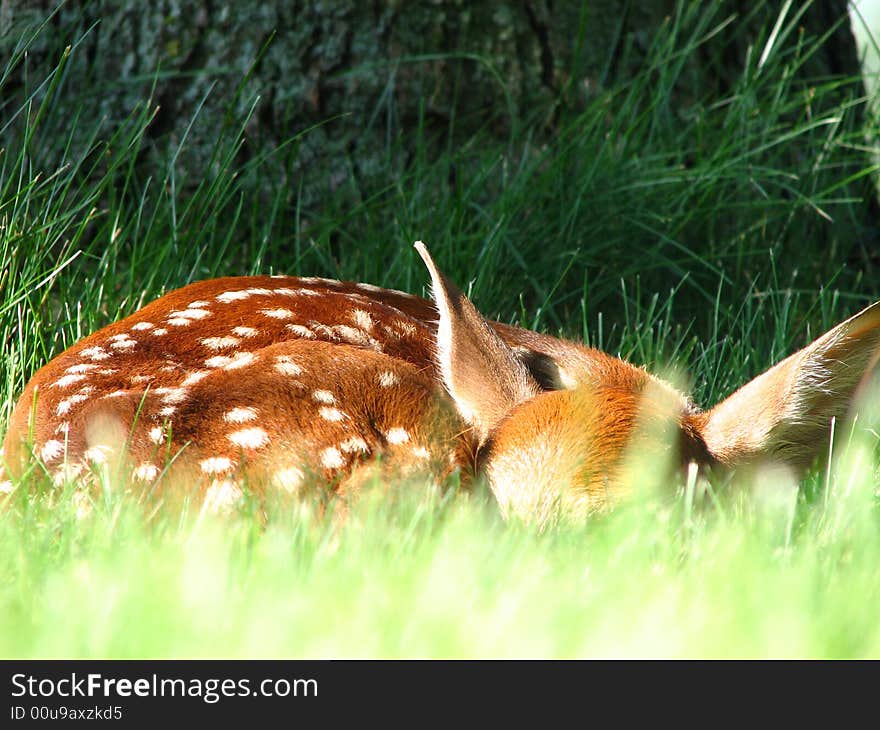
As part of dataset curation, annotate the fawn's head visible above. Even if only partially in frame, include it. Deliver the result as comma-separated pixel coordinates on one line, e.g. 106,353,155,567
415,243,880,523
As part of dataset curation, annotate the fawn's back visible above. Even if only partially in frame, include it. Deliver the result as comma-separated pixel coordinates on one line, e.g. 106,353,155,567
4,243,880,523
2,274,463,506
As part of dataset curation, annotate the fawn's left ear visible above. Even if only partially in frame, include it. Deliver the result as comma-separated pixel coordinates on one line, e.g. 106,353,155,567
414,242,540,442
699,300,880,471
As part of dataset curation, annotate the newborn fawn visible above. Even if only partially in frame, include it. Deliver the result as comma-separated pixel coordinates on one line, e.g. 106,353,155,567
3,243,879,523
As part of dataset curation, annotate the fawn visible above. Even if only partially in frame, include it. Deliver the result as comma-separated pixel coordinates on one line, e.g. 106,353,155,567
2,242,880,523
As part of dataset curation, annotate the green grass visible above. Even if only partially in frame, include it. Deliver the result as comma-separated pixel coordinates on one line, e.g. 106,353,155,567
3,449,880,658
3,4,880,658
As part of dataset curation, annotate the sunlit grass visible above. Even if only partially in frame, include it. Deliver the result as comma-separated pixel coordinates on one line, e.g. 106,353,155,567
2,440,879,658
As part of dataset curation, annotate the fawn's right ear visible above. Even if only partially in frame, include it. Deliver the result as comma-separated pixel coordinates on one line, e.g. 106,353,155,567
414,242,540,442
699,301,880,472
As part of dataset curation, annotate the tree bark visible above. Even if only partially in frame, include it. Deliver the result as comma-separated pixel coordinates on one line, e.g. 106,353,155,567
1,1,873,218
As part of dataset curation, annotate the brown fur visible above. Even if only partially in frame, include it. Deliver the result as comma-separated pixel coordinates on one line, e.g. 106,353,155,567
3,248,880,524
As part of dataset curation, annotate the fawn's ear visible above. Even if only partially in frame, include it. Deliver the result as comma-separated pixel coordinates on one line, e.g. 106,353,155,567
414,242,540,442
699,301,880,471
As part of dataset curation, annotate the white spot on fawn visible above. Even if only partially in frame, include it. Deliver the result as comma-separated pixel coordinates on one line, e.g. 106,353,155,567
55,422,70,435
152,328,168,337
228,428,269,449
188,300,211,309
169,308,211,321
131,322,154,331
205,352,256,370
312,390,335,404
65,363,98,374
224,407,258,424
340,437,369,454
274,356,302,376
148,427,164,444
307,322,332,339
40,440,65,462
167,318,192,327
216,290,250,303
80,346,111,361
56,394,88,416
109,337,137,350
180,370,211,387
385,427,410,445
102,390,129,399
324,324,382,352
158,387,188,405
134,463,159,481
52,374,88,389
246,288,274,297
201,336,241,350
319,407,347,422
378,371,399,387
232,326,259,338
320,447,344,469
412,446,431,460
286,324,316,339
158,406,176,417
225,352,256,370
334,325,377,348
261,308,294,320
201,456,234,474
351,309,374,331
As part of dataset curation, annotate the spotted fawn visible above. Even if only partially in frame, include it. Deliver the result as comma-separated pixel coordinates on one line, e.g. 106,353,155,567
3,242,879,523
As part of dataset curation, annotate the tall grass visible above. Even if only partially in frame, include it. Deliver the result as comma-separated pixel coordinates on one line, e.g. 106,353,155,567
2,4,880,657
